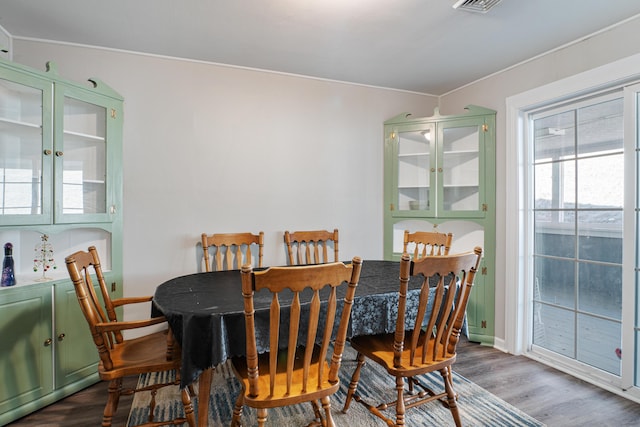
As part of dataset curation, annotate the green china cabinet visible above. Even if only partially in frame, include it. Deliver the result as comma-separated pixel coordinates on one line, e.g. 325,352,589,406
383,105,496,345
0,57,123,424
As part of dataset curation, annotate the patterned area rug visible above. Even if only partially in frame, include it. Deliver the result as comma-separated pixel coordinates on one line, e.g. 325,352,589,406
128,347,544,426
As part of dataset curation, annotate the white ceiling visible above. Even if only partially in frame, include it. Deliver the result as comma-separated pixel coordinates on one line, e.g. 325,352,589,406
1,0,639,95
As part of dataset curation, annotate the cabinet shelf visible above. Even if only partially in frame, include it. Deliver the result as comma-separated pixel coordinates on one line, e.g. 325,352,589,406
442,149,478,156
398,152,429,157
0,116,41,129
63,129,105,142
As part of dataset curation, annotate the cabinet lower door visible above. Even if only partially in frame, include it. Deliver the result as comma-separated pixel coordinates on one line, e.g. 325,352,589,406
466,258,493,343
0,286,53,414
54,282,99,387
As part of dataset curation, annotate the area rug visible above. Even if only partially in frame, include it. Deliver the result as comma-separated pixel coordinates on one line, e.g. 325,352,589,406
128,348,544,426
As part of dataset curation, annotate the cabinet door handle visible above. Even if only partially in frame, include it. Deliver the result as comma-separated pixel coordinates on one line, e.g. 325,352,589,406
438,167,443,173
58,333,66,341
44,338,53,346
55,151,64,157
43,149,52,155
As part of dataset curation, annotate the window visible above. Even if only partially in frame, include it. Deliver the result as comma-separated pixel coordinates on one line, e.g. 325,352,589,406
530,94,624,375
505,53,640,402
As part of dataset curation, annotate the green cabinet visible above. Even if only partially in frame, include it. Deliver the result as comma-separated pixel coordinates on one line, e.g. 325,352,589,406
54,280,105,388
0,284,53,417
383,105,496,345
0,57,123,424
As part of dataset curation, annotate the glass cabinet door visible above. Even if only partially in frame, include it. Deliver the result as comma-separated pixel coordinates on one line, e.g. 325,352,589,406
393,124,435,215
437,118,485,217
0,72,52,225
54,85,116,224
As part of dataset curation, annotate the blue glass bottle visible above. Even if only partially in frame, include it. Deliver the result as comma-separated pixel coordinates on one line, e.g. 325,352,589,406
1,242,16,287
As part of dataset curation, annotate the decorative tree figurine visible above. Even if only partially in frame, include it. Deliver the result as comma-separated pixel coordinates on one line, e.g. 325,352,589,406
33,234,56,281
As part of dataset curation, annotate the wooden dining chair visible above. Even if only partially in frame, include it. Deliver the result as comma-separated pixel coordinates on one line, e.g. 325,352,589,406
402,229,455,393
284,228,339,265
230,257,362,427
201,231,264,272
403,229,453,259
65,246,196,427
342,248,482,427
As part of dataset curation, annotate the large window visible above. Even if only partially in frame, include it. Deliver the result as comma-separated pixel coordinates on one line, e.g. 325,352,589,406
506,56,640,402
530,94,624,375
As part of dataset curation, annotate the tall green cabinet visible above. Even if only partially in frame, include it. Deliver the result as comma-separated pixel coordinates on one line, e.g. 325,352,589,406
0,57,123,424
383,105,496,345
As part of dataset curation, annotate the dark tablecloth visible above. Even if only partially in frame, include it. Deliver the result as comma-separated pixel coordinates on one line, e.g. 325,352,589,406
152,260,449,387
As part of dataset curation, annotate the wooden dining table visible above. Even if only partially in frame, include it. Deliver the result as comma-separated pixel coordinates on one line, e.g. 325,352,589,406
151,260,451,425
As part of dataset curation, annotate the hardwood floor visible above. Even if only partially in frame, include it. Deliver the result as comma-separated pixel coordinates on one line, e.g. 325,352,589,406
453,339,640,427
7,338,640,426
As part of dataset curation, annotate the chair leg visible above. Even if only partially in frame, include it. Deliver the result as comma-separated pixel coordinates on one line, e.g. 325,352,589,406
342,352,365,413
440,368,462,427
102,378,122,427
407,376,415,394
395,375,406,427
321,395,335,427
181,388,197,427
310,400,323,425
231,391,244,427
257,408,268,427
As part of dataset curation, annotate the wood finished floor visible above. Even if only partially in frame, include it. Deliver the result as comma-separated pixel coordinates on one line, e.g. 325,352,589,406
7,338,640,426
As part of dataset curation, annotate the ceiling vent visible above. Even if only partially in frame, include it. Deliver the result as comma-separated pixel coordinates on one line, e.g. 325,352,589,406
452,0,503,13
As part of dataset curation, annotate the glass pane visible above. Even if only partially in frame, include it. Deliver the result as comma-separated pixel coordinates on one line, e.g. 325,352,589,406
577,154,623,210
534,303,575,358
0,78,43,215
534,160,575,210
577,211,622,263
62,97,106,214
397,129,430,211
0,78,43,125
578,262,621,320
64,97,106,137
534,256,575,309
577,313,621,375
534,211,575,258
577,98,623,156
441,125,479,211
534,110,575,162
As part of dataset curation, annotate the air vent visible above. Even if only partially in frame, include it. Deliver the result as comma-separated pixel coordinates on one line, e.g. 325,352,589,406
452,0,503,13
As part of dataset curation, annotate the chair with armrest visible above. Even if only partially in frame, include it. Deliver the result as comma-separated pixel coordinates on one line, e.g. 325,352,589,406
342,248,482,427
65,246,196,427
230,257,362,427
403,229,453,258
284,228,339,265
201,231,264,272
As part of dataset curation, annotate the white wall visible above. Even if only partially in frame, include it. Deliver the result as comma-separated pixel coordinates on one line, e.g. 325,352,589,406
12,39,437,321
440,15,640,345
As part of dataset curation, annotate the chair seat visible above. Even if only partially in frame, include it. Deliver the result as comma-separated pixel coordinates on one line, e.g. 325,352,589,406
350,332,455,377
98,330,179,380
231,345,339,409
